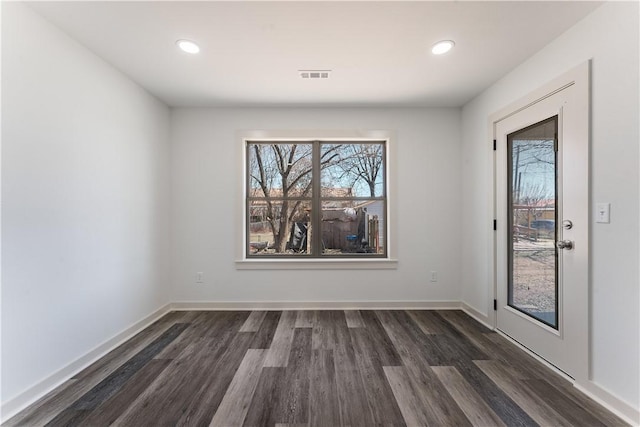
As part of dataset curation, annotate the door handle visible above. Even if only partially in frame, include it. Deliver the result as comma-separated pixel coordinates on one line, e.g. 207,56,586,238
556,240,574,250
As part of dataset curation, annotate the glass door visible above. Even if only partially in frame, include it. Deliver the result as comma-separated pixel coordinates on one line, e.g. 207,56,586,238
507,117,558,328
494,63,589,381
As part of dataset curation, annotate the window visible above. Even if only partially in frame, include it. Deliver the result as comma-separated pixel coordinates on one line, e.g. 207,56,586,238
246,140,387,258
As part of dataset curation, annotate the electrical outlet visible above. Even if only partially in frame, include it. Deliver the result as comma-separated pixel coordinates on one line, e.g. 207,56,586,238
430,271,437,282
196,272,204,284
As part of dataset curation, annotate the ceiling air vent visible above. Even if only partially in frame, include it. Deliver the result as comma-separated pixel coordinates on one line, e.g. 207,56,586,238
299,70,331,79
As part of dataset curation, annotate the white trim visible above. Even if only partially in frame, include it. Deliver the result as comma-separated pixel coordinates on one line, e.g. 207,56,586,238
236,129,397,264
490,61,590,384
574,383,640,426
461,302,494,330
235,258,398,270
503,305,562,337
170,300,461,311
0,303,172,423
497,330,639,426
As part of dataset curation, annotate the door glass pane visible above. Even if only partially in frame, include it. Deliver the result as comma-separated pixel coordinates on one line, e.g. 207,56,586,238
507,116,558,329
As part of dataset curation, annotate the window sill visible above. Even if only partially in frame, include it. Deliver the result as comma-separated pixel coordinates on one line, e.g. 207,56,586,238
235,258,398,270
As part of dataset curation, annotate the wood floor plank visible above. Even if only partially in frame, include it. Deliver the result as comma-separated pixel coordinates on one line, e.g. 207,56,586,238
524,379,618,427
359,310,402,366
428,311,489,362
6,310,624,427
243,367,286,427
350,328,406,425
112,312,249,426
344,310,365,328
425,334,488,366
312,310,338,350
7,312,188,426
45,323,189,426
376,310,473,426
240,311,268,332
525,379,628,426
155,312,245,361
309,349,340,427
440,310,493,334
250,310,282,349
406,309,444,334
454,360,538,427
41,408,89,427
405,310,490,367
332,309,376,427
278,328,312,424
176,333,257,426
244,328,312,426
73,311,185,381
438,310,544,390
475,360,574,427
209,349,268,427
3,379,82,427
395,361,471,427
484,332,575,390
382,310,448,366
295,310,315,328
153,312,212,360
79,359,172,426
435,310,495,354
431,366,507,427
264,310,297,367
383,366,430,426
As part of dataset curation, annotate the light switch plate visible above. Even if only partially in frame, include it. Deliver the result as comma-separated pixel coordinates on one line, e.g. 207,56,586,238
596,203,610,223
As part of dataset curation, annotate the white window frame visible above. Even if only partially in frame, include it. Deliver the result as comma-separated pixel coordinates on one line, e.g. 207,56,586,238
235,129,398,270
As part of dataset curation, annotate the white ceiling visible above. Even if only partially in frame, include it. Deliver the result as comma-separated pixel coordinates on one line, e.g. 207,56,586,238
28,1,602,107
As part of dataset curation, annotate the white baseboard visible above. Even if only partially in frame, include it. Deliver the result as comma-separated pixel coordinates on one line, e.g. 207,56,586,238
574,382,639,426
0,303,172,423
169,300,462,311
460,302,494,329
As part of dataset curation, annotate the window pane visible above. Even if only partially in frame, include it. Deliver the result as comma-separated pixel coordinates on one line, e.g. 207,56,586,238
321,200,385,255
245,140,388,259
508,116,558,328
248,143,313,198
248,199,312,255
320,143,385,197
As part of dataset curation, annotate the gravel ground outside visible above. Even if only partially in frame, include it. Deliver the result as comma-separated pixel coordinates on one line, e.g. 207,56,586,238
512,239,556,315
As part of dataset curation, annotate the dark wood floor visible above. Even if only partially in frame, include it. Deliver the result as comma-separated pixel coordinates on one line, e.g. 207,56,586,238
5,310,626,426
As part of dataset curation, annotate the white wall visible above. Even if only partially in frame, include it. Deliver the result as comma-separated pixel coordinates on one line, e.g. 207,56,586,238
3,0,636,421
170,108,462,304
1,2,171,406
461,1,639,414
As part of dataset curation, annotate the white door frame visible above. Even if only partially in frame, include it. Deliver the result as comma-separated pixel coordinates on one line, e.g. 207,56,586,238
488,61,590,385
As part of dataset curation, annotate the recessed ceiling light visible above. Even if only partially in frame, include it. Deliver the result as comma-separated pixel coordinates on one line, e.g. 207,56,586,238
432,40,455,55
176,39,200,54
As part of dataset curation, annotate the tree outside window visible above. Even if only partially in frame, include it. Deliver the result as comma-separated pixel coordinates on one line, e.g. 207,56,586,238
246,141,386,258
